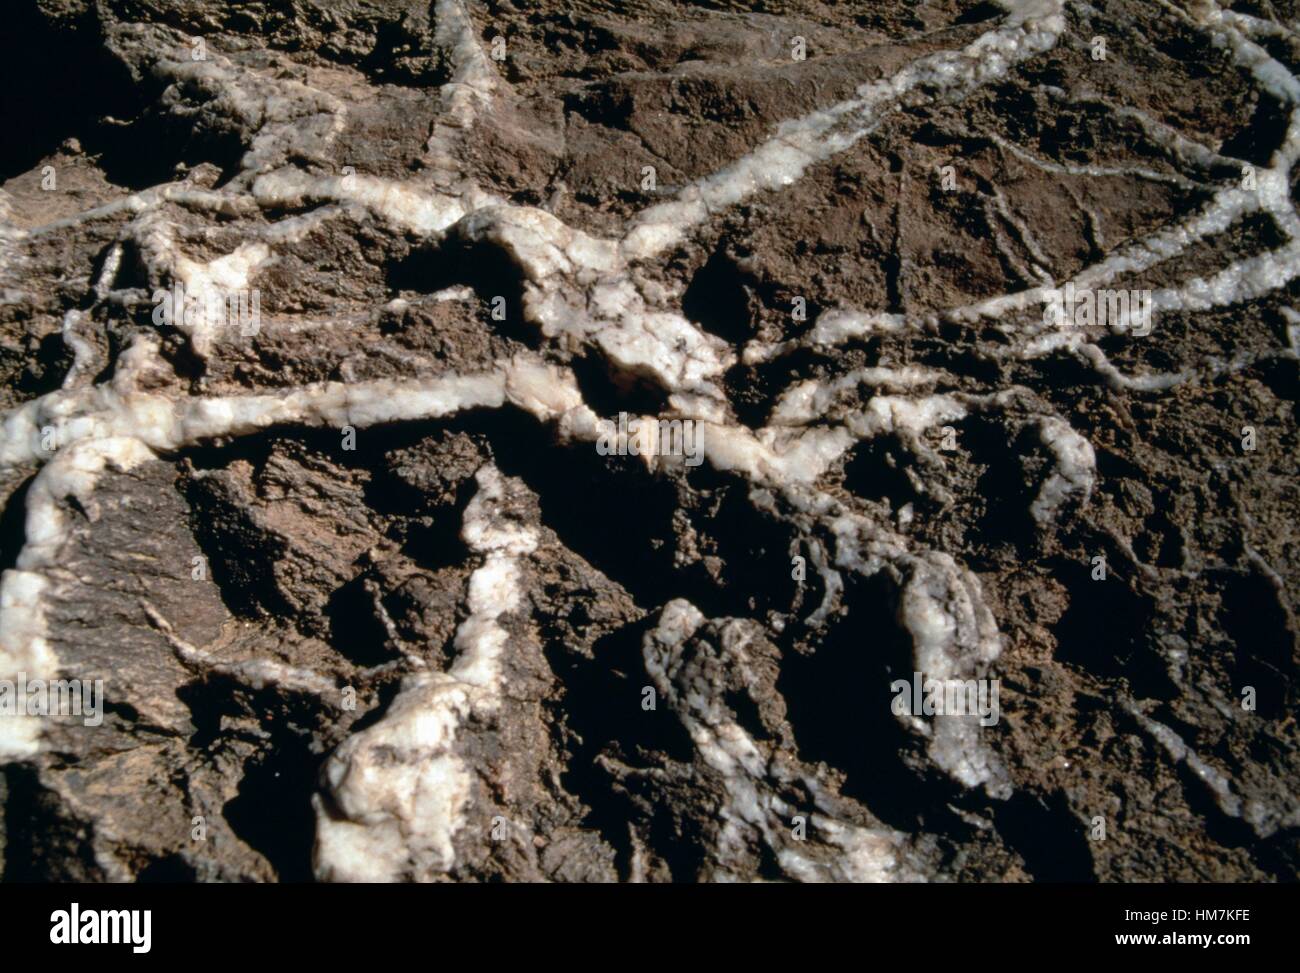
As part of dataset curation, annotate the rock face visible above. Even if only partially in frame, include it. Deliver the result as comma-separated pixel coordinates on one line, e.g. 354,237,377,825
0,0,1296,882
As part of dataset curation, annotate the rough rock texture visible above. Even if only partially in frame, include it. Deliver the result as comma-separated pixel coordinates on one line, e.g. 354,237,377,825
0,0,1296,882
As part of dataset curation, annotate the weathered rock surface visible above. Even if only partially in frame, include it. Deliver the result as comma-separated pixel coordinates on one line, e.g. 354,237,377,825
0,0,1296,881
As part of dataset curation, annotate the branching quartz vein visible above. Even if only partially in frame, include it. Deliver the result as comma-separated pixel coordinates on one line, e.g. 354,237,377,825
313,464,538,881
